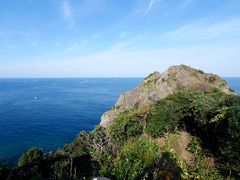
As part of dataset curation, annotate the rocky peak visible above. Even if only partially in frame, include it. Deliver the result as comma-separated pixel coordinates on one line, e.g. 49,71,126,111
142,71,161,84
100,65,235,127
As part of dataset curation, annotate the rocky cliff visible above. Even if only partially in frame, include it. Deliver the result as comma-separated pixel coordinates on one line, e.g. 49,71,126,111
101,65,234,127
3,65,240,180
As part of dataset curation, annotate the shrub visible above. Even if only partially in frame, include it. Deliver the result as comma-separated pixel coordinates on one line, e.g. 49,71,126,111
145,92,192,137
185,137,223,179
145,91,228,137
108,109,143,145
98,151,114,178
214,105,240,176
18,147,44,167
112,137,160,179
152,152,182,180
229,87,235,93
63,131,93,158
198,69,204,74
208,75,217,83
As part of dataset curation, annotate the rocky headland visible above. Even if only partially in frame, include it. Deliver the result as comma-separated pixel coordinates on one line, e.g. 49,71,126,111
0,65,239,180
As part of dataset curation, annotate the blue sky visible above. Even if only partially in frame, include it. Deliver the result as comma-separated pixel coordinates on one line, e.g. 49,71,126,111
0,0,240,77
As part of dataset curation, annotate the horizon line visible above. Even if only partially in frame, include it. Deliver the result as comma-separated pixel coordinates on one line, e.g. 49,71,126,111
0,76,239,79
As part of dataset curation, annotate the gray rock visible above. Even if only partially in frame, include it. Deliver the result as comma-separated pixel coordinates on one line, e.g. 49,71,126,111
100,65,235,127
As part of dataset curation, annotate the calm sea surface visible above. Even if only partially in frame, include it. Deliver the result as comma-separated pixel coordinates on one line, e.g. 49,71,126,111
0,78,239,166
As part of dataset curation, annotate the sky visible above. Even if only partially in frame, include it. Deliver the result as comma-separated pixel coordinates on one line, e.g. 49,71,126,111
0,0,240,77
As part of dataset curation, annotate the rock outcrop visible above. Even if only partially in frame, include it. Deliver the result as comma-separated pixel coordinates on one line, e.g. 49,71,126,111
100,65,234,127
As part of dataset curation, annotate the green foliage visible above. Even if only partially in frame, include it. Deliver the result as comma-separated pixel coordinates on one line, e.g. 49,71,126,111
229,87,235,93
197,69,204,74
112,137,160,180
208,75,217,83
18,147,43,167
63,131,92,158
144,90,239,177
213,104,240,176
188,94,240,178
153,152,182,180
186,137,223,179
144,71,158,80
108,109,143,145
98,151,114,177
145,93,186,137
146,91,227,137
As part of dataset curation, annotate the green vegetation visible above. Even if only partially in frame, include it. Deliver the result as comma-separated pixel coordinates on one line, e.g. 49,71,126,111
145,91,227,137
18,147,43,167
208,75,218,83
145,93,184,137
197,69,204,74
1,89,240,179
107,108,143,145
112,137,160,179
229,87,235,93
186,137,223,179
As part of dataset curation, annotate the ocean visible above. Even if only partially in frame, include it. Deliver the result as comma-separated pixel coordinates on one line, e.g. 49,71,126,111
0,78,239,166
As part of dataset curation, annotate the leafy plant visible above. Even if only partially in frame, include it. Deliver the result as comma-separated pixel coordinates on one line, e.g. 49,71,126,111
145,93,186,137
108,108,143,145
18,147,44,167
112,137,160,180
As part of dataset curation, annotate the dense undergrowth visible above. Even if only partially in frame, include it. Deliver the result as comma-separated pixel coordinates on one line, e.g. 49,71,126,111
1,89,240,180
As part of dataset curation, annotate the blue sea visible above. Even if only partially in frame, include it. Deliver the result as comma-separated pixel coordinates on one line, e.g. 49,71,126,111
0,78,239,166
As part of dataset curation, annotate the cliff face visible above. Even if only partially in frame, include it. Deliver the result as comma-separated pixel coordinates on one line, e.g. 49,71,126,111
100,65,234,127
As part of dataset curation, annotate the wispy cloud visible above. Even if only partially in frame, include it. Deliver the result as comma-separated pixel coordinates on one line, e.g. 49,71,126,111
61,0,74,27
133,0,193,17
178,0,195,11
145,0,161,15
162,18,240,40
64,40,87,54
1,42,239,77
133,0,162,16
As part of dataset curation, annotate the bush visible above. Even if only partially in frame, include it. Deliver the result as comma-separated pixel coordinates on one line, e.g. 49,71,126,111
98,151,114,178
145,93,185,137
108,109,143,145
18,147,44,167
186,137,223,179
198,69,204,74
112,137,160,179
63,131,92,158
214,105,240,176
145,91,227,137
191,94,240,177
208,75,217,83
